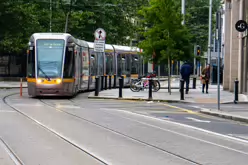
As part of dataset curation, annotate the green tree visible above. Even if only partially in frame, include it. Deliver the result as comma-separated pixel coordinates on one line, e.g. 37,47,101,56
185,0,222,52
137,0,193,65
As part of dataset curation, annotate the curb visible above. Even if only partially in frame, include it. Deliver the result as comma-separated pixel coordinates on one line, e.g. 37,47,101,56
199,109,248,124
221,101,248,104
0,87,27,89
88,95,194,103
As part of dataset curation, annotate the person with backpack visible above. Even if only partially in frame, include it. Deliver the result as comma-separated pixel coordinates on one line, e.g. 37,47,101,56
180,61,193,94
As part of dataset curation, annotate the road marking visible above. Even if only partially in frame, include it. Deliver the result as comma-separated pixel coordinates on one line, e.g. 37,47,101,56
101,108,248,155
163,103,198,114
55,105,81,109
163,103,226,121
100,108,248,146
186,117,211,123
13,103,43,107
190,105,200,109
0,110,16,113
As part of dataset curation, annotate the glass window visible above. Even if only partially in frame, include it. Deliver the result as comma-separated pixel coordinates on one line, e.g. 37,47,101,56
126,55,131,75
27,47,35,78
63,47,74,78
106,53,114,75
36,39,65,78
82,48,89,76
97,52,104,75
131,55,139,74
90,53,97,76
117,54,122,76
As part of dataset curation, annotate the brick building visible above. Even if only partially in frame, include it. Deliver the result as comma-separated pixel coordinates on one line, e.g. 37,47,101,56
223,0,248,93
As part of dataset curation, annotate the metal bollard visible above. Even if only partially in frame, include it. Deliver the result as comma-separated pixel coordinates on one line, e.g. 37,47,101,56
119,78,123,98
109,75,112,89
20,78,23,97
104,75,107,90
95,77,99,96
180,79,184,100
234,79,239,102
193,77,196,89
148,79,152,100
121,76,124,88
114,75,116,89
101,75,104,91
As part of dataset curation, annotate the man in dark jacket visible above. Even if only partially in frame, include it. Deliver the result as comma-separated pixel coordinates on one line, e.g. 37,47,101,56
180,61,193,94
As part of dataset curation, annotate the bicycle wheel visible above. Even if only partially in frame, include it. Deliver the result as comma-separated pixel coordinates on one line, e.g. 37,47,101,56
130,79,141,92
152,80,160,92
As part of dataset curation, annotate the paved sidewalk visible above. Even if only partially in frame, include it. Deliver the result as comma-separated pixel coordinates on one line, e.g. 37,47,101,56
0,81,27,88
88,84,248,104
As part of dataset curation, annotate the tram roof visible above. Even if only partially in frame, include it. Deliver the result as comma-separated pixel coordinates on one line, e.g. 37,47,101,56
112,45,141,54
30,33,72,41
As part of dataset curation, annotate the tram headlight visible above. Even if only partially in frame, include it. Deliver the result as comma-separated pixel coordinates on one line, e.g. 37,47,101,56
37,79,42,84
56,79,62,84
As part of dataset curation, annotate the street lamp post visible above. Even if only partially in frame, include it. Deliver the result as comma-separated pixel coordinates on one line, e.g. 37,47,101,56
207,0,212,65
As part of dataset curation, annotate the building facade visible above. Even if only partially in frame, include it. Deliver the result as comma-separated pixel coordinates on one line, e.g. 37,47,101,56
223,0,248,93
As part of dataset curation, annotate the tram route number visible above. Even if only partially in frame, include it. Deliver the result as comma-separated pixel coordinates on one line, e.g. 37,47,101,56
94,40,105,52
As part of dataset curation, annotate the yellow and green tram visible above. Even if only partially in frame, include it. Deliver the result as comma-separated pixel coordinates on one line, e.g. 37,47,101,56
26,33,144,97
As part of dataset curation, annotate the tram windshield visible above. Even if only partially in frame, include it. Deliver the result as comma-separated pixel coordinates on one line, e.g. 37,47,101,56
36,39,65,78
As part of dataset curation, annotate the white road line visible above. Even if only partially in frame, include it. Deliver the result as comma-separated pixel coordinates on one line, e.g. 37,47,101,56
100,108,248,147
185,117,211,123
0,111,16,113
55,105,81,109
0,138,22,165
190,105,200,109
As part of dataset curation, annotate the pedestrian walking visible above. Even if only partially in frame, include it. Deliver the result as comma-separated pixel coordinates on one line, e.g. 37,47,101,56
180,61,193,94
201,64,210,94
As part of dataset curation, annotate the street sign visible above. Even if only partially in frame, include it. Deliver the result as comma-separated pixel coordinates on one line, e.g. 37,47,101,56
94,40,105,52
94,28,106,52
235,20,248,32
94,28,106,40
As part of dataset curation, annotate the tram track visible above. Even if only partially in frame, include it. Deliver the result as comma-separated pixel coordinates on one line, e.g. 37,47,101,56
39,98,203,165
0,137,24,165
2,93,108,165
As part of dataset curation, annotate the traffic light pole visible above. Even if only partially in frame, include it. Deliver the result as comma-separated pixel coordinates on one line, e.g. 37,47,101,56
216,11,221,110
207,0,212,65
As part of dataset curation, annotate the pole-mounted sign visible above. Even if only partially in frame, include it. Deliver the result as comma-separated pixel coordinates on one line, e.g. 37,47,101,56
235,20,248,32
94,28,106,52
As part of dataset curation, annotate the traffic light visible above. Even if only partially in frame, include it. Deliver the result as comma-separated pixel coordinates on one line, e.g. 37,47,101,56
196,45,201,56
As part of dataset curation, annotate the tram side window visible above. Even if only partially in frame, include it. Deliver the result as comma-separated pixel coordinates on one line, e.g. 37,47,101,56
106,53,113,75
131,55,139,74
117,54,122,76
82,48,89,76
63,47,74,78
27,47,35,78
97,52,104,76
90,54,97,76
126,55,131,75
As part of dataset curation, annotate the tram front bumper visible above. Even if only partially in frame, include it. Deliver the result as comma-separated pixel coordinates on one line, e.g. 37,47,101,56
35,83,74,96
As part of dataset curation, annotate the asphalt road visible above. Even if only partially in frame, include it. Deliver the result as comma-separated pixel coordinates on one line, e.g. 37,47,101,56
1,89,248,165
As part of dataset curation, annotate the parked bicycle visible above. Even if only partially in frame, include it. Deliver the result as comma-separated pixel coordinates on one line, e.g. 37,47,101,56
130,71,160,92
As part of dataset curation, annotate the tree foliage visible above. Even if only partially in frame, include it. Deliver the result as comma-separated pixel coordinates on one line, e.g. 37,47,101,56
138,0,193,64
185,0,222,52
0,0,148,54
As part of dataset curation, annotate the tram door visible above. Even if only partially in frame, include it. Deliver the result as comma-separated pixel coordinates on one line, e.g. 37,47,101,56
79,50,83,89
